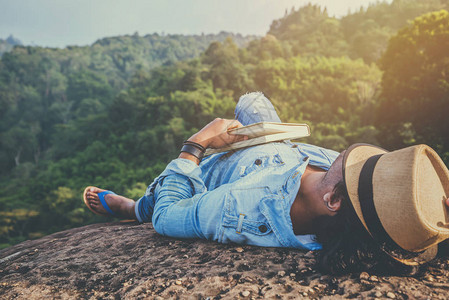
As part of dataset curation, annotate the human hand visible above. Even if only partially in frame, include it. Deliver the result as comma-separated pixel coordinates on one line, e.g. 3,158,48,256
187,118,248,149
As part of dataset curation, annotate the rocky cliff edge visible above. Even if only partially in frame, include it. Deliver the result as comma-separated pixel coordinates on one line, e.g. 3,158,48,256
1,222,448,299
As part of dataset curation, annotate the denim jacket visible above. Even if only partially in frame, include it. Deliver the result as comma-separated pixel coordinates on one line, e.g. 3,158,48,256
149,142,338,250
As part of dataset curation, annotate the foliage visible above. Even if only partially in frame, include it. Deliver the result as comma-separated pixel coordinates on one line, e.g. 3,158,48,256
268,0,449,63
269,4,350,58
0,33,256,176
377,9,449,156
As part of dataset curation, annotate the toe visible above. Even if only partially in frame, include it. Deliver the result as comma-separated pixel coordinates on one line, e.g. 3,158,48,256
89,187,106,194
86,189,101,201
88,193,98,201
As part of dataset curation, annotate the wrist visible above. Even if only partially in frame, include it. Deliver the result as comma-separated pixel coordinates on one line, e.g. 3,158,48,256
179,152,200,165
179,140,206,165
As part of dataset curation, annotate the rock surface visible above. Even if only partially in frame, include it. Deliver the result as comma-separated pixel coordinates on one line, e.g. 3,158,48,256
1,222,449,299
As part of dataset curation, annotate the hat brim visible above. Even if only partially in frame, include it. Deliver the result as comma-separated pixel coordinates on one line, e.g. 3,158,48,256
387,245,438,266
342,143,437,266
343,143,387,233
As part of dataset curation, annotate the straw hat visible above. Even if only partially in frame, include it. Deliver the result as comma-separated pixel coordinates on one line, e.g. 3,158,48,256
343,143,449,265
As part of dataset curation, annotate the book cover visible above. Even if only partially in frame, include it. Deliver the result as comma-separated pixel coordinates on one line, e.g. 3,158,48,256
205,122,310,155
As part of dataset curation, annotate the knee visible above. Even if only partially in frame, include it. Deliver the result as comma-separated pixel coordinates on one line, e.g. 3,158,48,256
236,92,266,110
235,92,267,122
235,91,281,125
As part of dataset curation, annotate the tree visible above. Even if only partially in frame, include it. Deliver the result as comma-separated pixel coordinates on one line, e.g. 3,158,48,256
377,10,449,158
268,4,350,57
202,38,252,96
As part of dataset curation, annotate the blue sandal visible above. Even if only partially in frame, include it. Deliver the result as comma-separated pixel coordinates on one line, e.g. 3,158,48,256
83,186,117,217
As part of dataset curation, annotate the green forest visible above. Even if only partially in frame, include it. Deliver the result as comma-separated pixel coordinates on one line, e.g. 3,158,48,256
1,0,448,248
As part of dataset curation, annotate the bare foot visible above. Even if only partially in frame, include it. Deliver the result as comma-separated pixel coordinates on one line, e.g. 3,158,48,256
85,187,137,219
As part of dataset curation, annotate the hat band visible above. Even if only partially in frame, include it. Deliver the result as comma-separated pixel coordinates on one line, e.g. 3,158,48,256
358,154,406,251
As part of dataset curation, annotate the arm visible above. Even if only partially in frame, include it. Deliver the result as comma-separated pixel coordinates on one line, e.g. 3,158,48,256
152,118,247,239
179,118,246,164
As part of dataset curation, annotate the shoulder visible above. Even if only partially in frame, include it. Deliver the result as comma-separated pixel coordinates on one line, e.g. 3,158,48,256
295,143,340,170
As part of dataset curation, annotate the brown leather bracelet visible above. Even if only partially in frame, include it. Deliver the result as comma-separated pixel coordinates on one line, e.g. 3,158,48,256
184,140,206,152
181,143,205,161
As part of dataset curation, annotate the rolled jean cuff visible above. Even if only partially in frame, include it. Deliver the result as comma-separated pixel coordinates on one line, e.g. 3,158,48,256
135,197,144,223
135,195,153,223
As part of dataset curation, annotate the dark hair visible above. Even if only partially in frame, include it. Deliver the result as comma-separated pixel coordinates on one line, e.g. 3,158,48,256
314,180,420,275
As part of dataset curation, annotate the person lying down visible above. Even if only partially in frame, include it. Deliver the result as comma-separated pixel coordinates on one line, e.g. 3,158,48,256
83,92,449,274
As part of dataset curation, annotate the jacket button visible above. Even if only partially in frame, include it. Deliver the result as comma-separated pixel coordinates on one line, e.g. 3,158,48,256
255,159,262,165
259,225,268,233
303,157,308,162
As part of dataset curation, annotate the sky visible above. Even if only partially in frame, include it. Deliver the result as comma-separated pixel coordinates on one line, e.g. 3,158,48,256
0,0,392,48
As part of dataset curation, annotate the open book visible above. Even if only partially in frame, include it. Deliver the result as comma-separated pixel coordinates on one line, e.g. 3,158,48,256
205,122,310,156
